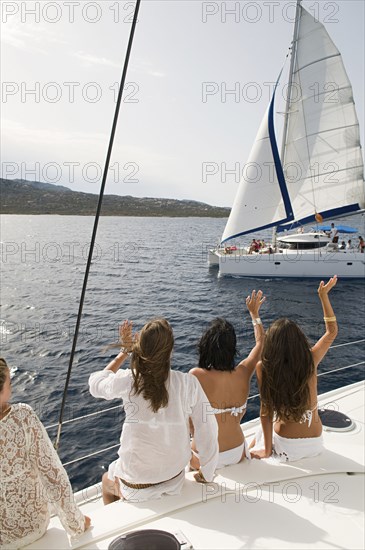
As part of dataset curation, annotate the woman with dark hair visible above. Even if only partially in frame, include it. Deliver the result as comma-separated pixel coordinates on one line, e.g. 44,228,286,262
190,290,266,469
89,318,218,504
0,358,90,549
251,276,338,461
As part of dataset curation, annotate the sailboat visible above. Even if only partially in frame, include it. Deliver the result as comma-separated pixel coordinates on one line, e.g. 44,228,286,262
209,0,365,278
11,3,363,549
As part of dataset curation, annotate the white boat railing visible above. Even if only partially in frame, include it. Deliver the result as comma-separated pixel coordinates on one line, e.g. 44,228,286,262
47,339,364,468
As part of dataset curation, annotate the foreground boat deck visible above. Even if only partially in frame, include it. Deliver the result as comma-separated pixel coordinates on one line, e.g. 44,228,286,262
26,381,365,550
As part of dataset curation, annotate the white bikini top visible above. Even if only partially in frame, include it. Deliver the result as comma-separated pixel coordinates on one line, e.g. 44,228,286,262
300,404,318,428
209,402,247,417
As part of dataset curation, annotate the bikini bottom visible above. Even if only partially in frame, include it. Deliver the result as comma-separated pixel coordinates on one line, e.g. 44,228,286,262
252,425,323,462
192,439,250,470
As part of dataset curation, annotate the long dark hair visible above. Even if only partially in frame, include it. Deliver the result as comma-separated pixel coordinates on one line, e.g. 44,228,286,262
131,318,174,413
198,318,237,372
260,318,314,422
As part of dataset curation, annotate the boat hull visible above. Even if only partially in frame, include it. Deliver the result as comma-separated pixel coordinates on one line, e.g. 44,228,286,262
218,250,365,278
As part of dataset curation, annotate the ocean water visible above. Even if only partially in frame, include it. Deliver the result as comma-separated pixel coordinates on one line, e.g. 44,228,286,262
1,214,364,491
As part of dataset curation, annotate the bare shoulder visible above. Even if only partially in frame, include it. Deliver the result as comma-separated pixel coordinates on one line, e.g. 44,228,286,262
189,367,205,379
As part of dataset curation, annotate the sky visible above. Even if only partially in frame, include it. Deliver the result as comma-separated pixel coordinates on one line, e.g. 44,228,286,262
1,0,364,207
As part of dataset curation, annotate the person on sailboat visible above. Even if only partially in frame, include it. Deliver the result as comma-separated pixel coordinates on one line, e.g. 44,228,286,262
327,223,339,244
346,239,353,250
250,276,338,462
0,358,90,549
89,319,218,504
358,236,365,253
189,290,265,469
249,239,260,254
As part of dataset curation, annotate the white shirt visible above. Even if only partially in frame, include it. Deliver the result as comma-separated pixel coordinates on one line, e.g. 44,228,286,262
89,369,219,483
0,404,85,549
329,227,338,240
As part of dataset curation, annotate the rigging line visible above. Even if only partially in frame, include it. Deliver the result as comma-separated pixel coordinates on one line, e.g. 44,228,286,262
54,0,142,451
64,366,365,467
317,361,364,377
46,404,124,430
247,361,365,402
330,339,365,349
62,444,120,467
44,341,365,430
60,365,364,467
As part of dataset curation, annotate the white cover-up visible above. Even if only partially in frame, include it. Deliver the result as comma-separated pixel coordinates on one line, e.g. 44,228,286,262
89,369,218,500
0,403,85,550
192,439,251,469
217,440,251,468
252,425,323,462
272,431,323,462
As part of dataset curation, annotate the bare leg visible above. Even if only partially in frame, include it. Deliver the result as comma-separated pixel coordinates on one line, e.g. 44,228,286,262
248,437,256,449
102,472,121,505
190,451,201,471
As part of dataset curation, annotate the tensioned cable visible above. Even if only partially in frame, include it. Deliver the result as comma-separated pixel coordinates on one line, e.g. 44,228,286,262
55,363,364,467
330,339,365,349
248,361,365,400
54,0,142,450
47,340,365,432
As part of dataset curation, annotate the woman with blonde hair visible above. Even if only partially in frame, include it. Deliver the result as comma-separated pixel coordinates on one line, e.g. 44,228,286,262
251,276,338,461
89,318,218,504
0,358,90,549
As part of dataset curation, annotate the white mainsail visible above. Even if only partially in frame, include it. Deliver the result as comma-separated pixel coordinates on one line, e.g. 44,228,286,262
221,89,293,243
222,4,364,243
280,5,365,230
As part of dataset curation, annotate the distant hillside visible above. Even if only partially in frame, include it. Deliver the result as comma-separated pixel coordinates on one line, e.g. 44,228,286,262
0,179,230,217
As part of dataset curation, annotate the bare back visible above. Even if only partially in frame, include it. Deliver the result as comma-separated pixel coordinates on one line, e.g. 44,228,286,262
190,366,251,451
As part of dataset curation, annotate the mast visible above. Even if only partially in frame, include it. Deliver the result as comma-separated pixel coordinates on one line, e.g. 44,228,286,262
272,0,302,246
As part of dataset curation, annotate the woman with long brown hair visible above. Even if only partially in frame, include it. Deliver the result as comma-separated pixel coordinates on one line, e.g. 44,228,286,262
89,318,218,504
251,276,338,461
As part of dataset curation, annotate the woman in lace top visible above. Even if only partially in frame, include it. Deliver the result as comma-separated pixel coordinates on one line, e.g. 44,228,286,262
0,358,90,549
250,276,339,461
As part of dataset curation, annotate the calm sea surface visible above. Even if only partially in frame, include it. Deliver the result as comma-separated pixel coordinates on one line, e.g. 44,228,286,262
1,214,364,491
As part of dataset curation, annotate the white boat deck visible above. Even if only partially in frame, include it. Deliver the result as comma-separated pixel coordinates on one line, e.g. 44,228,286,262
25,381,365,550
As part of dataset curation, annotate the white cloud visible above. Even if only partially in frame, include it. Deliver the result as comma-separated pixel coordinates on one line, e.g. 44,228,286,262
73,51,120,69
1,20,48,54
148,71,165,78
1,17,68,55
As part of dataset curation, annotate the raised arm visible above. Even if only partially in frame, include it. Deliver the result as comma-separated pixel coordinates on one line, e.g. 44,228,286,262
237,290,266,374
311,276,338,367
89,320,135,399
104,320,135,373
250,361,273,459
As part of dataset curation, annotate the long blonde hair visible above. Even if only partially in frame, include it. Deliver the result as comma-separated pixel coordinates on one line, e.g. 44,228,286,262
130,319,174,413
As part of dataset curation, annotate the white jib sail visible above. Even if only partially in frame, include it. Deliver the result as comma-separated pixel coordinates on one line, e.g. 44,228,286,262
221,95,292,243
283,6,365,225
